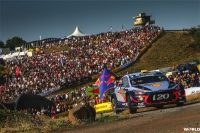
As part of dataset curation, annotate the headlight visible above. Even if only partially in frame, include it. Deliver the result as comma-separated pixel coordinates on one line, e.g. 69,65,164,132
135,90,145,95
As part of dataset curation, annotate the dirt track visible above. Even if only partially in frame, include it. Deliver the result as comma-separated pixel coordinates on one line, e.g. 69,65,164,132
55,103,200,133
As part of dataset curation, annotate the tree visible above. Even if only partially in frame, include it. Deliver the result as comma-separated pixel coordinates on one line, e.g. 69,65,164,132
5,37,26,48
0,65,9,85
189,25,200,48
189,27,197,37
0,65,9,77
193,30,200,46
0,40,5,48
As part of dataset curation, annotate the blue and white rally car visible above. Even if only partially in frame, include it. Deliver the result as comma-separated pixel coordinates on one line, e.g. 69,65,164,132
111,70,186,114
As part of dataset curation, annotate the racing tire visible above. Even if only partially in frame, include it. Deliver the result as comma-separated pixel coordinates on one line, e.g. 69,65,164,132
176,102,184,107
155,105,164,109
112,98,120,114
127,95,137,114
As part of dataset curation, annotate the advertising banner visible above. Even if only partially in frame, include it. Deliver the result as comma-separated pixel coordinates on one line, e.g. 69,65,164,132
94,102,112,113
185,87,200,96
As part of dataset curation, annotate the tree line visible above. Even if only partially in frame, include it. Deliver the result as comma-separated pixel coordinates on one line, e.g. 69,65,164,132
0,37,26,48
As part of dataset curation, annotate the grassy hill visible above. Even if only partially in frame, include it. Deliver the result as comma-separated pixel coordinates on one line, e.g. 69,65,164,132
47,31,200,96
117,31,199,75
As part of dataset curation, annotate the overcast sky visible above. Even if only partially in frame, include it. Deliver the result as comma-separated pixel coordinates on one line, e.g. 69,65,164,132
0,0,199,43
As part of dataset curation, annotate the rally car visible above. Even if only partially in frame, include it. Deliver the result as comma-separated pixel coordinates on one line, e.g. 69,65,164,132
111,70,186,114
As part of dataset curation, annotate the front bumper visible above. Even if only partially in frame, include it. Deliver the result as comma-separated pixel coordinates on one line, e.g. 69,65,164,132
131,90,186,108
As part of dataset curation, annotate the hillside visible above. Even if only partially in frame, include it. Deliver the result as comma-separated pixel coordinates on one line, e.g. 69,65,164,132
50,31,200,96
117,31,199,75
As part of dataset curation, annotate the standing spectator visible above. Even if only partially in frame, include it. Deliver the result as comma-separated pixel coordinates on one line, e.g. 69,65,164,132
36,110,41,115
50,106,56,119
41,107,46,115
56,104,61,114
65,92,69,101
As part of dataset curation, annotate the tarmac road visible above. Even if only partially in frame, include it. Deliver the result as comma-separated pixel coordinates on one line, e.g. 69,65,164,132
56,103,200,133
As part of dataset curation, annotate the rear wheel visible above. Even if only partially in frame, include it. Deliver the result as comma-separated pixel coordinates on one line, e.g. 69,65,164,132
127,95,137,114
155,105,164,109
112,98,120,114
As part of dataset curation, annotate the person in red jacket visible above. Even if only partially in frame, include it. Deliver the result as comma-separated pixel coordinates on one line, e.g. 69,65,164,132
95,96,100,104
102,96,107,103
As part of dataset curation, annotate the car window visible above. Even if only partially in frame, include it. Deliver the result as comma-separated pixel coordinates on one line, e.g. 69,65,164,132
122,77,129,87
130,76,168,84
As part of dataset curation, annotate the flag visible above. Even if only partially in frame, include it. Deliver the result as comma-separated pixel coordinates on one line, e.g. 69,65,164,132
99,68,116,100
110,26,112,30
122,25,124,30
60,57,63,67
94,78,101,87
15,66,20,77
86,87,99,96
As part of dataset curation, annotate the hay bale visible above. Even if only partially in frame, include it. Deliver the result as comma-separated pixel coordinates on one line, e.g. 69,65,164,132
186,92,200,103
68,103,96,125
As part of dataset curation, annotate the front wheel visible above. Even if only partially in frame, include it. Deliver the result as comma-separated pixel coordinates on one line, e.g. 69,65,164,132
112,98,120,114
127,95,137,114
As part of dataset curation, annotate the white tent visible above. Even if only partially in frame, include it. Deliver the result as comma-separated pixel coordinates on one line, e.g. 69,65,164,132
3,54,15,61
67,26,90,38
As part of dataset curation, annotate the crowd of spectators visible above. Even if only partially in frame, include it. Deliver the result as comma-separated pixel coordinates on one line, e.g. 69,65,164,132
0,25,161,104
22,104,72,119
1,23,200,119
168,72,200,89
1,24,200,120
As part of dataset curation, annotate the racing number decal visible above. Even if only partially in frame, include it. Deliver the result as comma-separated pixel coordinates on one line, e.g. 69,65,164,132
153,93,170,101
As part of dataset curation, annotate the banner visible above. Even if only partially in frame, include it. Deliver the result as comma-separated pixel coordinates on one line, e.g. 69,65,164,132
197,64,200,72
94,102,112,113
38,86,61,97
185,87,200,96
120,53,139,69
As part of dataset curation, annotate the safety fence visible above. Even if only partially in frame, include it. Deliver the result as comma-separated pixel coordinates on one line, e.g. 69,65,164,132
38,86,61,97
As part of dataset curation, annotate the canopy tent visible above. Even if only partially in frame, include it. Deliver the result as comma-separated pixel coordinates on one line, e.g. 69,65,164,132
0,54,5,58
5,93,55,110
12,51,27,57
2,51,28,61
3,54,15,61
67,26,90,38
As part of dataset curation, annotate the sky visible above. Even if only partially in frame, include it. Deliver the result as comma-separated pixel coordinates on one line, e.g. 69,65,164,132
0,0,200,43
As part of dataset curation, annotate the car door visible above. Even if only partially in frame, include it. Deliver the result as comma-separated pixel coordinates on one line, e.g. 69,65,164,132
116,77,129,102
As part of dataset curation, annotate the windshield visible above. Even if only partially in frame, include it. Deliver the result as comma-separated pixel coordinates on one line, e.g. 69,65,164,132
130,76,169,85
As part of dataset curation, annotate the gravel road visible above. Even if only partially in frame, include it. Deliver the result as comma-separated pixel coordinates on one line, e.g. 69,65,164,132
55,103,200,133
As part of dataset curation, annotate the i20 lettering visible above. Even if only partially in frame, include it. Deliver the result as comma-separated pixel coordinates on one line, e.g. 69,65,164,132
153,93,170,101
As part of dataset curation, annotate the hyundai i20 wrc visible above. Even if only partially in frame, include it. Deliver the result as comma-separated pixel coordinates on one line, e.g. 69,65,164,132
111,70,186,114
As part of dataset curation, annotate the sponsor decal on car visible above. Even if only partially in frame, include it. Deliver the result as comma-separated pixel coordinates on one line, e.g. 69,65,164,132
152,83,162,87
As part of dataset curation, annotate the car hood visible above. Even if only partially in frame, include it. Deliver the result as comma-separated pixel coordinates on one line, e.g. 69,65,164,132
133,81,175,91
